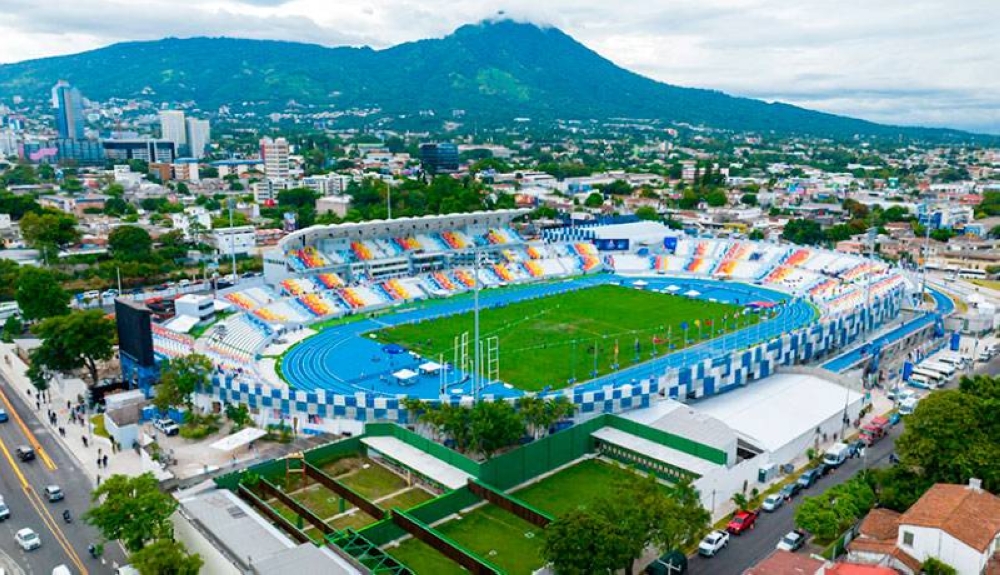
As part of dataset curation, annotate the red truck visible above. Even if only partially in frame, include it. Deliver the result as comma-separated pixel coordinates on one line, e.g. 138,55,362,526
860,415,890,446
727,509,759,535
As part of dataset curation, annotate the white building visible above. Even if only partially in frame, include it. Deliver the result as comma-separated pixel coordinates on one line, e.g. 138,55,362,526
171,207,212,241
159,110,187,147
252,179,294,204
174,294,215,325
211,226,256,256
186,118,211,160
301,174,352,196
0,129,19,158
260,137,290,181
849,481,1000,575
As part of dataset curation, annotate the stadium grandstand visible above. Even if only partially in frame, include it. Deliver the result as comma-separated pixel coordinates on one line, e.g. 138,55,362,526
148,214,915,420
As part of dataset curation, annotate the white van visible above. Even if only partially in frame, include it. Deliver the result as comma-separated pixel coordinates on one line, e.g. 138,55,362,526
911,367,944,388
920,361,955,382
899,397,919,415
52,566,72,575
907,373,934,390
822,442,851,468
936,354,969,370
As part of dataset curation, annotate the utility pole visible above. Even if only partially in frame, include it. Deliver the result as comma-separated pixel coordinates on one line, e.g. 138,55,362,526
228,198,238,284
472,242,481,400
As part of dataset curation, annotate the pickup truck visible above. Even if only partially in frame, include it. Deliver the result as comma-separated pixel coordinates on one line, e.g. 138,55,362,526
727,509,759,535
776,529,808,552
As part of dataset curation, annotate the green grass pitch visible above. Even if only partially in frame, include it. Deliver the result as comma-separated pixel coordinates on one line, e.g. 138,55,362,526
512,458,648,517
374,284,753,391
389,538,469,575
436,504,546,575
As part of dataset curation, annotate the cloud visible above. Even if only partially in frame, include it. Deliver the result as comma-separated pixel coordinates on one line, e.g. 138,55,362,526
0,0,997,132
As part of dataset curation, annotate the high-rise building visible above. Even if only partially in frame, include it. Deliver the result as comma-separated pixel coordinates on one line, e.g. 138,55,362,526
419,142,459,174
103,139,176,163
185,118,211,160
159,110,187,148
52,81,85,140
260,137,290,180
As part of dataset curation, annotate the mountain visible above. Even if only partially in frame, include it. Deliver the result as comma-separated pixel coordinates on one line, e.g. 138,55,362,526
0,21,982,140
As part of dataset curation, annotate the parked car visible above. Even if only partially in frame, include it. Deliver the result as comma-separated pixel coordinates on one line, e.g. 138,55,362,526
776,529,808,552
726,509,759,535
154,418,180,436
0,497,10,521
15,446,34,462
43,485,64,502
0,409,7,423
847,439,866,458
797,468,822,489
645,550,687,574
697,530,729,557
761,493,784,512
14,528,40,551
779,482,803,500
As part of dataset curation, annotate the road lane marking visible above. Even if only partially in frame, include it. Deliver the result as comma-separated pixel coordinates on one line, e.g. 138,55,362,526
0,384,57,471
0,428,87,574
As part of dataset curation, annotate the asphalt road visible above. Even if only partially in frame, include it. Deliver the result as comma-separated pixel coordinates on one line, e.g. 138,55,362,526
0,378,126,575
687,422,902,575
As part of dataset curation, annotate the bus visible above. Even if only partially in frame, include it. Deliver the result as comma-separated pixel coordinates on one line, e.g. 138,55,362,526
919,361,956,382
907,373,935,390
0,302,20,321
957,268,987,280
911,366,945,388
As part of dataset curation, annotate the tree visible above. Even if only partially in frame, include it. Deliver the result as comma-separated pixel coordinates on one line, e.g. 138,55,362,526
543,510,634,575
109,225,153,261
584,192,604,208
25,361,51,394
794,476,875,542
19,210,80,260
277,187,319,208
921,557,957,575
740,193,758,206
748,229,765,241
225,403,251,430
129,538,203,575
31,309,116,388
468,400,525,459
0,259,20,301
1,315,22,343
781,218,825,246
545,473,708,574
84,473,177,552
635,206,659,221
16,266,69,321
153,353,213,413
104,196,135,217
516,396,576,439
705,190,728,207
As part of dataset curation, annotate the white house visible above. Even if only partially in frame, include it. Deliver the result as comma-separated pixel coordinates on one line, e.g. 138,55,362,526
211,226,256,256
849,481,1000,574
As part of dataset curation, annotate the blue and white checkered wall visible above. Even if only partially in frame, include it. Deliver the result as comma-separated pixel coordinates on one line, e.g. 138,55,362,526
208,287,905,424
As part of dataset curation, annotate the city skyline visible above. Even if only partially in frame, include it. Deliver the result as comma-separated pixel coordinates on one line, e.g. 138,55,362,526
0,1,997,134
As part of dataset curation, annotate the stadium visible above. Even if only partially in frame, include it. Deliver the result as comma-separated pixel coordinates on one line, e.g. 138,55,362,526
150,209,912,423
152,211,952,575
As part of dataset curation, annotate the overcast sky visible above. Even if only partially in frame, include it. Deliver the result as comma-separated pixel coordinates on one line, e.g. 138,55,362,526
2,0,997,133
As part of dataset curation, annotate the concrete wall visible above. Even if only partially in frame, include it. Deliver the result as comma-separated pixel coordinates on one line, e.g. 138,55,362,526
171,511,242,575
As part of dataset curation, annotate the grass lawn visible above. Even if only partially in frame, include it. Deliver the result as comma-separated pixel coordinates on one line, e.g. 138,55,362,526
374,284,752,391
437,504,545,575
89,414,109,439
513,459,645,517
328,509,379,532
319,455,364,477
377,487,434,511
292,484,353,519
971,279,1000,292
338,463,409,500
389,538,468,575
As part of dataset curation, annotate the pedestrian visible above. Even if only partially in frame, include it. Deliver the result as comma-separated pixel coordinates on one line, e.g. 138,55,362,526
97,457,102,468
96,475,101,486
66,400,71,410
82,436,88,448
103,454,108,468
98,448,102,457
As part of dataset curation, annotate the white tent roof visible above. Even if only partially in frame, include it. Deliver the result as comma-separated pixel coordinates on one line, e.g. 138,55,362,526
633,280,649,287
393,368,418,381
684,289,701,297
665,285,681,292
210,427,266,452
418,361,443,374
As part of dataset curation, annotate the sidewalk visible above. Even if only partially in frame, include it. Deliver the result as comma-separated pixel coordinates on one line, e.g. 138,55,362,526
0,343,145,486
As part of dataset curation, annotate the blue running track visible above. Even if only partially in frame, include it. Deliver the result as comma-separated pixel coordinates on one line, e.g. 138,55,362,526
280,275,818,399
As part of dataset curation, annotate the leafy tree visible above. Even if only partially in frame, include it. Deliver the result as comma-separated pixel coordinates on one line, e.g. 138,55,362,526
83,473,177,552
921,557,957,575
545,473,708,574
19,210,80,259
469,400,525,459
109,225,153,261
740,193,758,206
225,403,251,430
31,309,116,387
635,206,659,221
929,228,955,242
865,466,934,512
104,197,135,217
705,190,728,207
516,396,576,439
129,538,203,575
277,187,319,208
0,192,42,220
584,192,604,208
153,353,213,413
601,179,632,196
781,218,825,246
199,166,219,179
748,229,765,240
678,189,700,210
795,475,876,541
0,164,37,186
16,266,69,321
25,362,51,393
1,315,22,343
543,510,634,575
